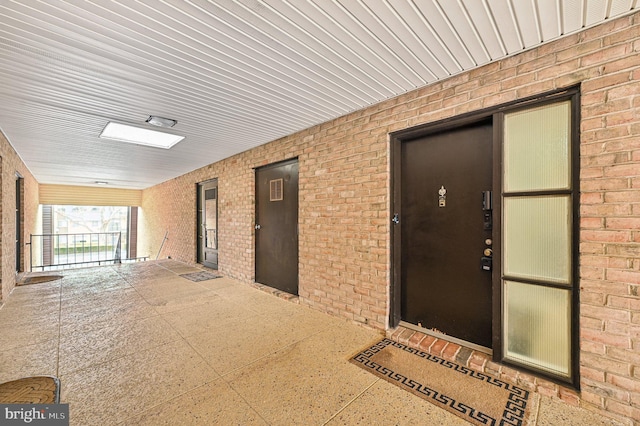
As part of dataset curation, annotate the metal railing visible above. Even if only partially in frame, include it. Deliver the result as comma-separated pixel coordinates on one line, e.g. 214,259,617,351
29,232,123,271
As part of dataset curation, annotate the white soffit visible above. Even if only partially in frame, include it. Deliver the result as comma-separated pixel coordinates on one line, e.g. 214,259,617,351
0,0,637,189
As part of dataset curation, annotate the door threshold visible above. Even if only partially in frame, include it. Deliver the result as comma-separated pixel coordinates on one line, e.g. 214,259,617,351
399,321,492,356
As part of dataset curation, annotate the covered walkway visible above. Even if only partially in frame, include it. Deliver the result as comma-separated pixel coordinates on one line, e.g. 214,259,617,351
0,261,622,425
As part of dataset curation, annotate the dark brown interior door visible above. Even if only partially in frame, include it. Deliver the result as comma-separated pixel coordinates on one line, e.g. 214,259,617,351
255,159,299,295
400,120,493,348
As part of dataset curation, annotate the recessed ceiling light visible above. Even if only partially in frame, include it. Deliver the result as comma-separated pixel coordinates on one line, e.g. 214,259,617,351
99,122,184,149
95,181,109,185
146,115,177,128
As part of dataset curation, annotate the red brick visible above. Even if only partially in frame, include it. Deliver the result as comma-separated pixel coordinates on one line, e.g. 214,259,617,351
582,353,632,377
485,360,502,377
607,269,640,285
607,217,640,229
418,335,436,352
515,80,555,98
584,98,633,118
608,374,640,394
581,217,605,228
390,327,405,341
581,44,632,67
582,329,631,349
537,58,581,81
581,339,607,355
500,366,519,384
559,387,581,406
582,304,631,322
581,230,631,243
582,71,632,92
581,366,606,382
536,379,559,398
580,389,605,409
468,352,488,371
580,192,605,204
580,204,632,217
430,339,447,356
408,331,426,347
581,316,604,330
583,378,631,403
580,266,605,280
604,165,640,179
606,400,640,421
441,342,461,362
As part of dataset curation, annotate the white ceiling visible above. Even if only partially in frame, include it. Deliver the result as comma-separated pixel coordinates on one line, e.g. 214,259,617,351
0,0,637,190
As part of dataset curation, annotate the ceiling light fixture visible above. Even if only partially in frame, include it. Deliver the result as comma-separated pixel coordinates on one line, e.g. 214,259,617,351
95,181,109,185
99,122,184,149
146,115,177,128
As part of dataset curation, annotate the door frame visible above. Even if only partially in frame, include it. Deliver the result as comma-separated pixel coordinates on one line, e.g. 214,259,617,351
390,110,501,334
254,157,299,294
392,114,498,354
398,119,495,351
390,86,580,386
16,173,24,273
197,178,218,269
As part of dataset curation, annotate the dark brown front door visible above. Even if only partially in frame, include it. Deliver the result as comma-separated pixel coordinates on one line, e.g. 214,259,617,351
400,120,493,348
255,159,299,295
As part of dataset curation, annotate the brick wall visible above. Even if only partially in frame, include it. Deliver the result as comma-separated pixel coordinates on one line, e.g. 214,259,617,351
0,130,39,301
141,12,640,422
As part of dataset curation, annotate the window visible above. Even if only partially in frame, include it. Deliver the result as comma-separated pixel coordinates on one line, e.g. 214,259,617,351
501,99,577,382
270,179,283,201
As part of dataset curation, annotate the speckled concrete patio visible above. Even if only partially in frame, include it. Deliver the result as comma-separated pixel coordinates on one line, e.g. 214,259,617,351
0,260,626,425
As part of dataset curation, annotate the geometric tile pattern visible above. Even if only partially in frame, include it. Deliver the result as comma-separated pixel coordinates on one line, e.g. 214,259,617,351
0,376,61,404
179,272,221,282
351,339,532,426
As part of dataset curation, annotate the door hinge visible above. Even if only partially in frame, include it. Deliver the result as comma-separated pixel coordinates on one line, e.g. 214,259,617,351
392,213,400,224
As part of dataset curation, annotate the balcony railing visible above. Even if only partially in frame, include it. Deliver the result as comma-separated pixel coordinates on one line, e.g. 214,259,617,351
29,232,124,271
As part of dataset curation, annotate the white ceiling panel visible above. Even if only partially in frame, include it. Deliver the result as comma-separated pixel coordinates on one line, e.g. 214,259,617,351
438,0,490,65
387,0,460,76
511,1,542,47
585,0,609,25
536,0,562,41
413,0,477,69
610,0,636,16
461,0,507,59
0,0,636,189
487,0,524,52
562,0,586,32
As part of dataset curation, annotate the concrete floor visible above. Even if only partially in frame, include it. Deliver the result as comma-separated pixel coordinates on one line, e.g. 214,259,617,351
0,260,626,425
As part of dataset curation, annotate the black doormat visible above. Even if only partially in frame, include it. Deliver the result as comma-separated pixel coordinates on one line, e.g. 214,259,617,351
350,339,538,426
179,271,221,282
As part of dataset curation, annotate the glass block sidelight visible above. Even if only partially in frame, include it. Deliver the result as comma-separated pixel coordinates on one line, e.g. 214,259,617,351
504,281,572,378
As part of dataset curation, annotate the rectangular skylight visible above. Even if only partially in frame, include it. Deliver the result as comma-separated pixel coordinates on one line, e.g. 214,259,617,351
99,122,184,149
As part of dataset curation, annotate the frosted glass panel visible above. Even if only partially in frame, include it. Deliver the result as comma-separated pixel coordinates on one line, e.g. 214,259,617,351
504,196,571,284
504,101,571,192
505,281,571,377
